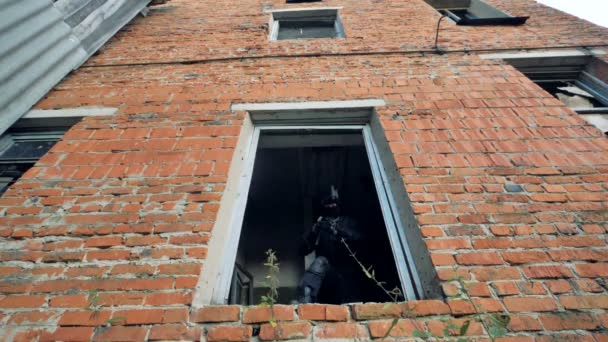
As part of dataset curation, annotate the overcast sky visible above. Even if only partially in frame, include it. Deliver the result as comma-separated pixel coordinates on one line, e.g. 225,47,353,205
535,0,608,28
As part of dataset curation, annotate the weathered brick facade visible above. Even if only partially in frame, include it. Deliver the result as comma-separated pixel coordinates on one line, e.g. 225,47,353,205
1,0,607,340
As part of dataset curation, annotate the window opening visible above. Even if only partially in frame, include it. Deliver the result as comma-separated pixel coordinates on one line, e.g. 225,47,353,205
269,8,345,41
426,0,528,25
227,126,420,305
505,55,608,135
286,0,322,3
0,128,71,195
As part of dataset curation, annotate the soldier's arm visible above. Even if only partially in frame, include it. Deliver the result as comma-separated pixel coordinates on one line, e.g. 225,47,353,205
301,217,323,254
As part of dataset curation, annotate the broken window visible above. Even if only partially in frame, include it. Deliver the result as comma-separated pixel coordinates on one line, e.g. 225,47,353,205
425,0,528,25
222,125,432,305
0,130,65,195
505,55,608,135
269,8,345,41
0,115,82,195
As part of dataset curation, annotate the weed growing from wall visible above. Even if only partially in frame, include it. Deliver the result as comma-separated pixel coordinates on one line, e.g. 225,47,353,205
260,249,280,327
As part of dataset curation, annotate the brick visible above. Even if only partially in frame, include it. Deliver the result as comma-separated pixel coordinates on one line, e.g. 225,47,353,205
110,264,155,276
402,300,451,317
59,310,112,326
368,319,420,338
144,292,191,306
314,323,368,339
98,293,145,306
504,297,558,312
242,305,294,323
456,252,503,265
448,300,476,315
546,280,573,294
575,263,608,277
8,311,58,325
259,321,311,340
560,295,608,309
517,281,547,295
49,294,89,308
426,238,471,250
84,236,123,248
539,312,601,331
93,326,148,341
86,250,131,261
40,327,94,342
492,281,519,296
508,315,543,332
149,325,200,341
352,302,401,320
471,267,522,281
158,263,202,275
502,251,550,264
326,305,349,321
192,305,240,322
523,265,574,279
298,304,325,320
427,318,483,337
0,295,46,308
207,325,252,342
576,279,604,293
112,308,188,325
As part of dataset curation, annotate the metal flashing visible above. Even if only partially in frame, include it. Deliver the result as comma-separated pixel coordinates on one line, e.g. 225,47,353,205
0,0,151,136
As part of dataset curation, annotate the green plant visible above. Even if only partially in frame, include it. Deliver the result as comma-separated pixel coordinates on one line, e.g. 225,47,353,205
340,238,403,302
451,275,510,341
86,289,125,326
260,248,280,327
341,238,510,341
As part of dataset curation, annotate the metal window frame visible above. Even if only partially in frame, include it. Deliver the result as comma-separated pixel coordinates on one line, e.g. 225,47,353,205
0,130,66,164
268,7,346,41
211,124,422,304
428,0,528,25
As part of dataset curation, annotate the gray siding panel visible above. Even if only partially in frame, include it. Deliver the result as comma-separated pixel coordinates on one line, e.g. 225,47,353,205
0,0,151,135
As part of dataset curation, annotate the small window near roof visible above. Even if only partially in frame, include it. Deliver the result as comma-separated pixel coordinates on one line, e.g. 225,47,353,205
269,8,345,41
425,0,528,25
286,0,322,3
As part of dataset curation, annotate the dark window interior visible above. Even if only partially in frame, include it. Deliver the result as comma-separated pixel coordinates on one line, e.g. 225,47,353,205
0,130,66,195
1,140,57,160
277,20,336,40
441,8,478,20
0,164,35,195
230,130,402,305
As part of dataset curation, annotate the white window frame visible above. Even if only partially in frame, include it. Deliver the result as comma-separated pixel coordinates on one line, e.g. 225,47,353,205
217,125,421,303
194,100,436,306
267,7,346,41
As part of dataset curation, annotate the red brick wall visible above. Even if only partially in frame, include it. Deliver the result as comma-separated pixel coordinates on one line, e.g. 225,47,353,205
1,0,607,340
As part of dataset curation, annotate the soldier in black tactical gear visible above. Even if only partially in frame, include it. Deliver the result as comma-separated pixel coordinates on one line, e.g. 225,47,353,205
297,186,363,304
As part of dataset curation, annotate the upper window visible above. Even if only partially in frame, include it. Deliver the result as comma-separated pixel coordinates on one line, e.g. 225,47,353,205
501,53,608,135
0,129,67,195
269,8,345,41
425,0,528,25
286,0,322,3
0,108,99,195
